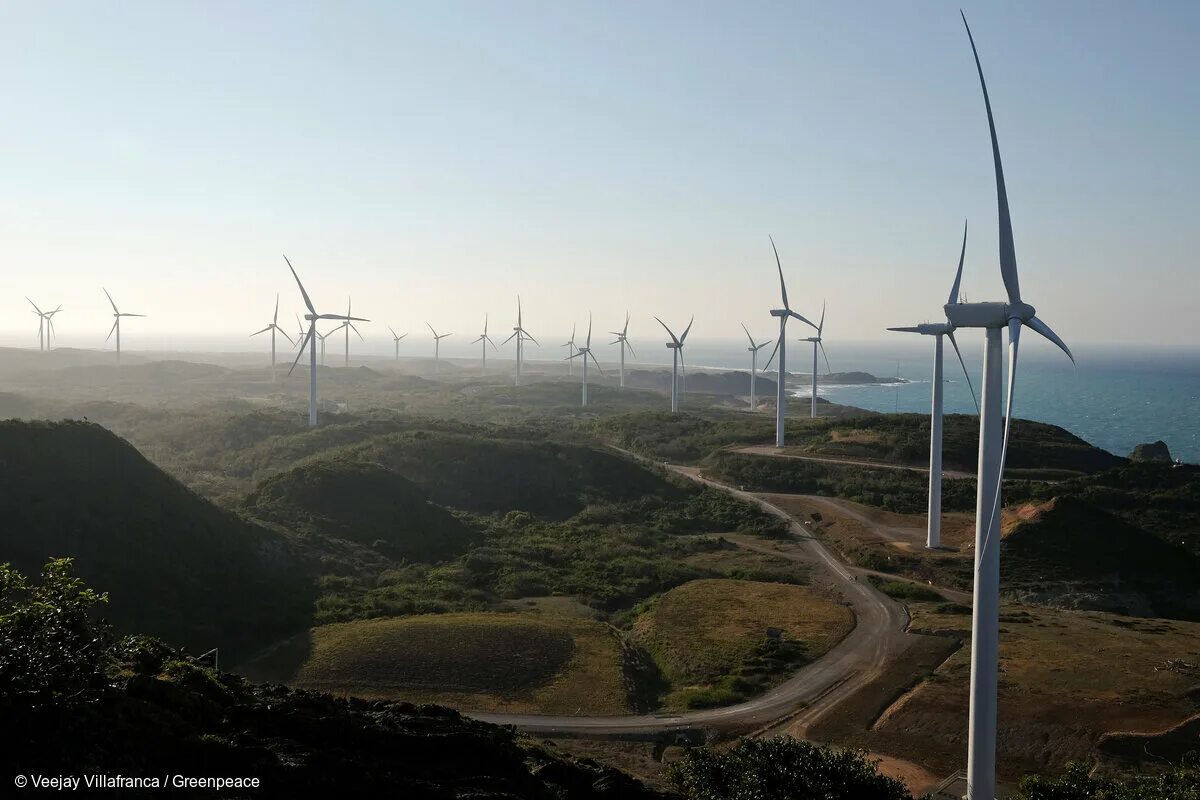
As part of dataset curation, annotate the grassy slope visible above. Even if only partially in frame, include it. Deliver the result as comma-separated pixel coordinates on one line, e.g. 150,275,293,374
0,420,313,659
631,578,854,710
281,611,630,715
869,601,1200,779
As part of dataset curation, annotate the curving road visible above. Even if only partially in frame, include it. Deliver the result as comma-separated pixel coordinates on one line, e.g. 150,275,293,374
467,453,913,738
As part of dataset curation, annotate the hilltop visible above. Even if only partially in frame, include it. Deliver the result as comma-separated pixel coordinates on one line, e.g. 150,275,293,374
0,420,313,659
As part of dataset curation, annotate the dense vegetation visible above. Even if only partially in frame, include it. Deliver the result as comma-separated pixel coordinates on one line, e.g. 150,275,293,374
0,420,313,660
1015,760,1200,800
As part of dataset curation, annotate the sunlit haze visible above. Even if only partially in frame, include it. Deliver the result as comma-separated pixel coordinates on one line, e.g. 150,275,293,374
2,1,1197,358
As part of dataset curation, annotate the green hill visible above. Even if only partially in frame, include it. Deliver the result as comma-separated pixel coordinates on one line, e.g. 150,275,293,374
0,420,313,658
1002,496,1200,620
245,458,480,561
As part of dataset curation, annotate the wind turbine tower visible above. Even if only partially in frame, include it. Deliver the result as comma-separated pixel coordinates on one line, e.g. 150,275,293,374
740,323,770,411
950,17,1074,799
27,298,62,352
561,324,577,376
473,314,498,375
284,256,368,426
340,298,365,367
251,294,294,378
102,288,146,366
800,303,831,418
426,323,452,378
389,327,408,364
502,296,538,386
654,316,692,413
887,221,979,550
567,314,603,406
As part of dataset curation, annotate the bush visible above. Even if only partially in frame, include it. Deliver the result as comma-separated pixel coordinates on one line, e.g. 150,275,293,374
1016,758,1200,799
667,737,912,800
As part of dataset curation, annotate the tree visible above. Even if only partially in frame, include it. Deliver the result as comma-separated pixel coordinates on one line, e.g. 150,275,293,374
0,558,111,705
1016,758,1200,800
667,737,912,800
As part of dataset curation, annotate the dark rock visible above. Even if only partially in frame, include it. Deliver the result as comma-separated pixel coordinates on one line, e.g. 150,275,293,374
1130,440,1172,463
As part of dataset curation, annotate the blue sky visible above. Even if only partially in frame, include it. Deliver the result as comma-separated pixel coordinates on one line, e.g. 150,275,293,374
1,1,1196,356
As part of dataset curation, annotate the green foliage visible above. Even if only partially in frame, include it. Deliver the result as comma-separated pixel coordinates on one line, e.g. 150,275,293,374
0,559,111,706
1016,758,1200,800
666,737,912,800
869,578,944,603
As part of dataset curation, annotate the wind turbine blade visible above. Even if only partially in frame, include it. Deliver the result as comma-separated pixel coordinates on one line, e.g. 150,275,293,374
789,310,818,329
1026,315,1074,364
501,331,518,345
473,335,485,344
623,310,629,337
819,341,831,374
251,326,271,336
818,302,826,336
962,12,1020,306
426,322,438,338
102,287,119,314
26,297,42,315
980,318,1021,566
741,322,755,349
585,314,593,349
524,332,540,346
566,351,584,360
763,337,780,371
484,312,488,335
288,328,314,376
949,219,968,305
680,316,694,344
887,326,923,333
653,317,679,346
389,326,398,340
589,350,604,376
273,293,280,325
351,323,364,341
105,319,119,343
488,336,498,351
517,295,522,327
283,255,317,314
770,235,788,309
947,331,979,413
626,340,637,359
122,313,147,318
278,327,295,346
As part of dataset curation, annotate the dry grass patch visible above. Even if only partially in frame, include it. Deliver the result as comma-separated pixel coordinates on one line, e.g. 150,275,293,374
290,611,629,715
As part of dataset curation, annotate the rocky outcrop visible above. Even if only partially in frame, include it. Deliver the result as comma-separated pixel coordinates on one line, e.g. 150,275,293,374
1130,440,1173,463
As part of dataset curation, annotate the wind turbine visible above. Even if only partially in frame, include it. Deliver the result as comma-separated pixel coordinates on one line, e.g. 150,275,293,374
887,221,979,550
949,17,1074,799
473,314,498,375
27,298,61,352
293,314,307,349
426,323,452,377
102,288,146,366
339,298,365,367
501,296,538,386
740,323,770,411
250,294,294,377
284,256,368,427
609,312,635,388
800,303,831,418
389,327,408,364
561,323,577,376
567,313,603,406
654,316,692,413
763,239,818,446
318,328,333,365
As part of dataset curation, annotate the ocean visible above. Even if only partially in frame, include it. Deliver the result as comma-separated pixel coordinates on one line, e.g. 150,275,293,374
666,339,1200,465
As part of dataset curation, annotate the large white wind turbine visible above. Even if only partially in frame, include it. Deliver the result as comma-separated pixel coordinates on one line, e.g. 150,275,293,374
473,314,498,375
27,298,62,352
567,314,603,407
763,240,818,445
339,298,365,367
426,323,452,377
561,324,577,377
800,303,831,418
501,296,538,386
740,323,770,411
948,17,1074,799
654,316,692,413
389,327,408,364
285,256,368,427
609,312,635,388
250,294,294,377
887,221,979,550
102,288,146,365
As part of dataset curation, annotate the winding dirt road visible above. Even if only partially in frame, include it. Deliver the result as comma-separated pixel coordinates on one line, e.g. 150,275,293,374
468,455,914,738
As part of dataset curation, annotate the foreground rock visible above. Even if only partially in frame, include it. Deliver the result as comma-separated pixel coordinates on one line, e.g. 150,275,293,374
1130,440,1173,463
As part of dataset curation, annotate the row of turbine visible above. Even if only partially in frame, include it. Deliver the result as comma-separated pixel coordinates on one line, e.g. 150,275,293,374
23,289,146,361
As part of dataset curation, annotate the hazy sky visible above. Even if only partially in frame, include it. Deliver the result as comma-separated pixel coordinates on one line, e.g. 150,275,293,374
1,1,1196,358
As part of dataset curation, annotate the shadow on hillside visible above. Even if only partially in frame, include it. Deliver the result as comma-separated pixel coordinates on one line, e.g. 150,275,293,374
233,630,314,684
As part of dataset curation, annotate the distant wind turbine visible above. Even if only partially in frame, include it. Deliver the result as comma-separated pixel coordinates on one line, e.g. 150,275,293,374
389,327,408,364
609,312,635,389
654,316,692,413
250,294,294,378
561,323,577,376
339,298,365,367
426,323,452,378
501,296,538,386
284,256,368,426
740,323,770,411
763,239,818,446
800,303,831,418
567,313,603,407
949,16,1074,799
473,314,498,375
102,288,146,366
27,298,62,352
887,221,979,550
